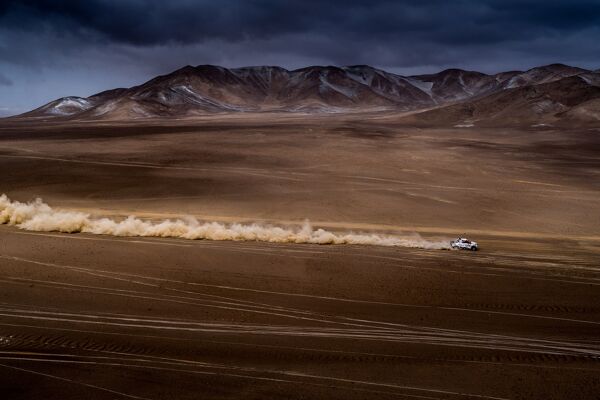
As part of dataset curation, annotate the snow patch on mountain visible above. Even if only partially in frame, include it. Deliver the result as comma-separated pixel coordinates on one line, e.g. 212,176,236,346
404,78,434,96
578,73,600,87
319,76,357,98
92,100,118,116
457,73,473,96
44,97,92,115
343,67,376,86
172,85,249,111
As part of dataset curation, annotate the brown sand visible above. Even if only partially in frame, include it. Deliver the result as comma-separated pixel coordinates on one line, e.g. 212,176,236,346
0,113,599,399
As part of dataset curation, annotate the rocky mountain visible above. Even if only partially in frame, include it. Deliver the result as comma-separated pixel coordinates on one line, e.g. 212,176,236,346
14,63,600,124
407,63,591,103
405,74,600,127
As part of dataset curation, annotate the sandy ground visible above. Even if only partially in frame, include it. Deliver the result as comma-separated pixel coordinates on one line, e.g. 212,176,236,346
1,113,599,399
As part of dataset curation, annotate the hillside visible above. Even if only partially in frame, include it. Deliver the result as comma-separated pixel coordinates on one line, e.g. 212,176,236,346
12,63,598,123
405,74,600,127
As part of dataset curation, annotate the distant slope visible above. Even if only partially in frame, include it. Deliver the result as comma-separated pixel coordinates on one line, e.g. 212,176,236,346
501,64,588,89
407,63,589,104
12,63,598,123
405,74,600,127
409,69,502,102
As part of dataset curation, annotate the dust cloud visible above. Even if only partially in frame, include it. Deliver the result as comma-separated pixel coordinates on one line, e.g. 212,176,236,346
0,194,451,249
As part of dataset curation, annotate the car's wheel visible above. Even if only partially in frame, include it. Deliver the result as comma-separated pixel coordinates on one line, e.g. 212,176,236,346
471,246,477,251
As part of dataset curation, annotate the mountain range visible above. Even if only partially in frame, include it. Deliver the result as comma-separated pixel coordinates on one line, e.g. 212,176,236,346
14,63,600,126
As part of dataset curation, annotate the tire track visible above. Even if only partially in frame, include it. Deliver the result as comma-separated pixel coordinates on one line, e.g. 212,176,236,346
1,307,598,358
0,362,153,399
0,352,509,400
3,253,600,328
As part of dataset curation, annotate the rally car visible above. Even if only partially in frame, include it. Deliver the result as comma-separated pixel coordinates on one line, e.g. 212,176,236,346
450,237,478,251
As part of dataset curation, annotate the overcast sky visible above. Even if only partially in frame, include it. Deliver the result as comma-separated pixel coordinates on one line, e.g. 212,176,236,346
1,0,599,116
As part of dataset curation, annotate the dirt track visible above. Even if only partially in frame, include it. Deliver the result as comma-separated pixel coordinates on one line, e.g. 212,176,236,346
1,227,599,399
1,114,599,399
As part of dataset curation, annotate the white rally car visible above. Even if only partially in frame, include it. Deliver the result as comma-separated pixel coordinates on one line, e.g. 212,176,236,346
451,237,478,251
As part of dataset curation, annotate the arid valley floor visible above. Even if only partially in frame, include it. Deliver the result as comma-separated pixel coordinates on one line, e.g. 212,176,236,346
1,113,600,399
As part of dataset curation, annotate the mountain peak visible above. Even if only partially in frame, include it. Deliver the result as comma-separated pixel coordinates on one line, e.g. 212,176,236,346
535,63,584,70
344,65,376,70
13,63,599,121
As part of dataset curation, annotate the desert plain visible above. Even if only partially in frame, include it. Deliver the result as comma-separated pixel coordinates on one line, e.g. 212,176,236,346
0,112,599,399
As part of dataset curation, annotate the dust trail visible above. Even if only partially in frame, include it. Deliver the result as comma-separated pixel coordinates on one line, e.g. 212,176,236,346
0,194,450,249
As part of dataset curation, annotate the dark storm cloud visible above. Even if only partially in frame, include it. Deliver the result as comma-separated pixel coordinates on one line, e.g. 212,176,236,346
1,0,599,115
3,0,600,46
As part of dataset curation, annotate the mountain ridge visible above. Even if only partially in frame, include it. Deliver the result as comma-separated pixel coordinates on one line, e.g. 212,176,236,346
13,63,600,125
